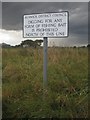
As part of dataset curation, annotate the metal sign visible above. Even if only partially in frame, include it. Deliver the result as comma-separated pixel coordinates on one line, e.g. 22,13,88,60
23,12,69,38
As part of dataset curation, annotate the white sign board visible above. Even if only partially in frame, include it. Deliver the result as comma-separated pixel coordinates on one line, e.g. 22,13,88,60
23,12,69,38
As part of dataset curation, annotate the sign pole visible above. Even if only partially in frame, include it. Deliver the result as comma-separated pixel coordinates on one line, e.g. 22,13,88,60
23,12,68,95
43,37,48,90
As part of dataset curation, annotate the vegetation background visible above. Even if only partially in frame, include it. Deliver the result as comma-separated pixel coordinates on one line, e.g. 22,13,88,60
2,46,88,118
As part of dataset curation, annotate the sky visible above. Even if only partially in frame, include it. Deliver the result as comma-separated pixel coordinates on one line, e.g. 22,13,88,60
0,2,88,46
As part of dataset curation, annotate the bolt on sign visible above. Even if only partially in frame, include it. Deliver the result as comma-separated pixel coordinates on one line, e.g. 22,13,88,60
23,12,69,38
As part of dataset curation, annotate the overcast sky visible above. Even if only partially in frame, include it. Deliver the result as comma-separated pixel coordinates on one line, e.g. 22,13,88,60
0,2,88,46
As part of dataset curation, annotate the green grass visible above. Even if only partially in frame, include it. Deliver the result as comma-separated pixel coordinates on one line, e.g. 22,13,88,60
2,47,88,118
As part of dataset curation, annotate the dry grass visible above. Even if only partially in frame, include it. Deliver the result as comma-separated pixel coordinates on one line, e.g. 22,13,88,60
2,47,88,118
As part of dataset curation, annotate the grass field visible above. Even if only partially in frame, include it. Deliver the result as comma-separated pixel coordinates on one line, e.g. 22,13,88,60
2,47,88,118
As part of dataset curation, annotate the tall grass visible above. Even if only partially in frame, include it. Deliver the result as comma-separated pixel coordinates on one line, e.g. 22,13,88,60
2,47,88,118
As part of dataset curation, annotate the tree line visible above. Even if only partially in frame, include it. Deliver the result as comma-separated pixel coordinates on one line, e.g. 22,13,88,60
15,39,43,48
1,40,90,48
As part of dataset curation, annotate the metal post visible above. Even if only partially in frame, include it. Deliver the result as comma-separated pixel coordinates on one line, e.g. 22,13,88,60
43,37,48,89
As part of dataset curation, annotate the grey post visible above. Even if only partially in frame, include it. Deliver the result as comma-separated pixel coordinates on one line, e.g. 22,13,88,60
43,37,48,89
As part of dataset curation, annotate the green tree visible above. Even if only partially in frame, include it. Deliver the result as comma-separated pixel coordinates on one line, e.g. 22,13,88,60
35,39,43,46
21,40,34,47
21,39,43,48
